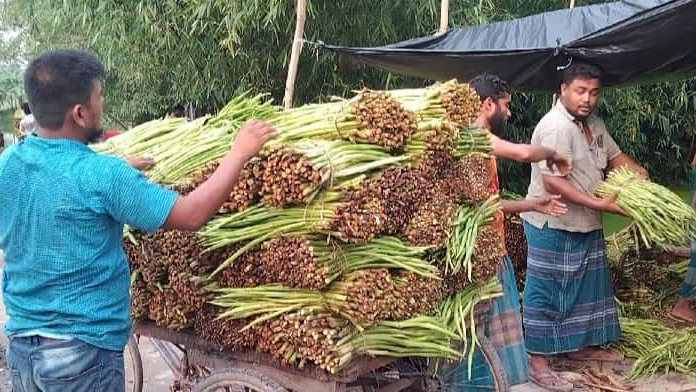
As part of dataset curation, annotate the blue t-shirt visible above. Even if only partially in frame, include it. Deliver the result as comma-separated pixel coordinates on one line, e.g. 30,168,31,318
0,136,178,351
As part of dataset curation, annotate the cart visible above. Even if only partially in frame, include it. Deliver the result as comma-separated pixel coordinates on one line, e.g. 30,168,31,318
125,304,509,391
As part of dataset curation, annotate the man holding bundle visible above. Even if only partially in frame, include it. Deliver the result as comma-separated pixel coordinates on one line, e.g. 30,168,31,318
0,49,275,390
443,73,571,389
521,62,647,391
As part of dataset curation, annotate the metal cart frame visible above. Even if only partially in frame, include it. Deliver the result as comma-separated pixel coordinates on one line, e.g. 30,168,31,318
126,310,509,392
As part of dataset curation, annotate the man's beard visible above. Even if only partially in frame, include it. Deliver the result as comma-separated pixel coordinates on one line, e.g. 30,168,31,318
489,105,507,136
85,127,104,144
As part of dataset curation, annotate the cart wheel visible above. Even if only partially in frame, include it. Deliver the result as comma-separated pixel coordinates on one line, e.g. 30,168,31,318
474,335,509,392
435,335,509,392
192,368,287,392
125,335,144,392
369,335,508,392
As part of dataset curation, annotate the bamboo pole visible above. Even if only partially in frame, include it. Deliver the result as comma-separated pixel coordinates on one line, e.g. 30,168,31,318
283,0,308,110
439,0,450,33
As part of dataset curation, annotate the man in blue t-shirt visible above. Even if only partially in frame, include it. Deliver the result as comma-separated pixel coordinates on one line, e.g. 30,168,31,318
0,49,275,391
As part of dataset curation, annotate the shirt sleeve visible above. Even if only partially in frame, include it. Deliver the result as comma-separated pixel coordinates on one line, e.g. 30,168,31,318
536,120,574,177
102,159,178,232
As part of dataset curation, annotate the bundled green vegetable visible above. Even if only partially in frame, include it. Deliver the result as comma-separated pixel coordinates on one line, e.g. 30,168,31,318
596,167,696,248
91,117,188,156
269,90,417,150
615,317,696,379
445,195,501,278
454,125,493,158
258,139,407,206
383,79,481,128
336,237,437,277
150,95,278,184
209,234,439,287
92,93,278,185
213,266,443,330
334,316,462,370
406,121,492,160
201,192,380,276
211,285,325,329
667,258,689,277
438,278,502,378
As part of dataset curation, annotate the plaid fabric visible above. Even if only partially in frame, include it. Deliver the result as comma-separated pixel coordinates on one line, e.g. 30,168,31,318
681,167,696,299
440,257,528,389
680,241,696,299
484,256,528,386
522,222,620,355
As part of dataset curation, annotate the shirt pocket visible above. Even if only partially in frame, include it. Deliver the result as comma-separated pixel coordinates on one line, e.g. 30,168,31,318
589,143,608,172
52,186,112,265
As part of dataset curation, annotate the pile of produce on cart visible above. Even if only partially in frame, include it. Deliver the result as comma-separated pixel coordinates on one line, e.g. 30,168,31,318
93,80,507,374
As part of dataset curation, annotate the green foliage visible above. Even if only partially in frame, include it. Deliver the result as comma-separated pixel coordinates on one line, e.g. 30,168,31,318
0,0,569,121
0,109,14,134
0,63,24,111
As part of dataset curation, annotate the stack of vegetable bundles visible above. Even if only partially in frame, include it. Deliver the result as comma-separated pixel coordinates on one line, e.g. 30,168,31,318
95,80,506,374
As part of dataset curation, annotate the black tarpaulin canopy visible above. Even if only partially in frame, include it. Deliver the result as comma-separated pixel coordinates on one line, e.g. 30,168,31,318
321,0,696,92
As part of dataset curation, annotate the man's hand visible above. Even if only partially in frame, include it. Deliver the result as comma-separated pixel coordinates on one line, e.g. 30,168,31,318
546,152,571,176
126,156,156,171
609,152,648,179
633,166,649,179
231,119,276,161
532,194,568,217
596,190,625,215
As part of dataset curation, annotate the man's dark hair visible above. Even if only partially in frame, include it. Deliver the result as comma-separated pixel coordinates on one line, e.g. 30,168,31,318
169,104,185,117
21,102,31,115
562,62,603,86
469,73,510,102
24,49,104,129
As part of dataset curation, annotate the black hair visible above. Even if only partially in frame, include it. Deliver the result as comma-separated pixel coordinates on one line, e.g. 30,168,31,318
169,104,185,116
24,49,104,130
562,62,603,86
21,102,31,115
469,73,510,102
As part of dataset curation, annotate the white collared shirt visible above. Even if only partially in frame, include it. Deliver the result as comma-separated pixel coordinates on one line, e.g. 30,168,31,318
521,100,621,233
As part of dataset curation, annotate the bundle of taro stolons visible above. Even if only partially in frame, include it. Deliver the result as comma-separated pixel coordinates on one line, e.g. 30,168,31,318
384,79,482,128
504,212,527,291
438,278,503,378
269,90,417,151
444,195,504,280
596,167,696,248
122,84,507,374
210,235,437,290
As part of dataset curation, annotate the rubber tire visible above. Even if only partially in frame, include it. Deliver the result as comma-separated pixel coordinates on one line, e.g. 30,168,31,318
125,335,144,392
475,335,509,392
192,368,288,392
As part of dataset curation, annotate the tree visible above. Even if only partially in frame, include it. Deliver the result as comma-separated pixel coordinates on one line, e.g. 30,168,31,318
0,63,23,110
0,0,571,122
